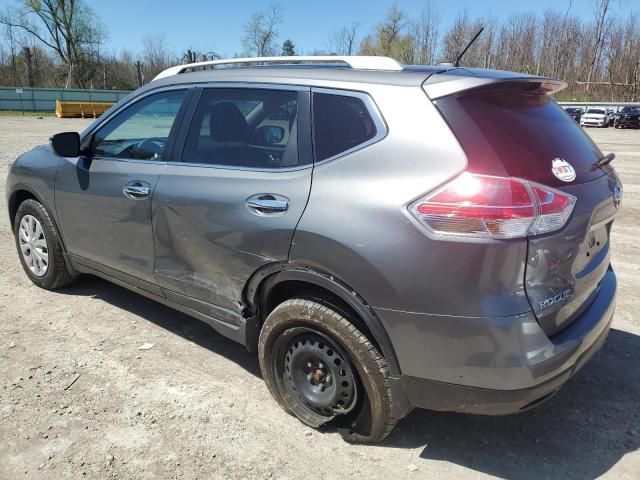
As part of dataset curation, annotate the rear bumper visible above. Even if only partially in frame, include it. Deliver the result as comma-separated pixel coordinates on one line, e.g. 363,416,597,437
376,267,616,415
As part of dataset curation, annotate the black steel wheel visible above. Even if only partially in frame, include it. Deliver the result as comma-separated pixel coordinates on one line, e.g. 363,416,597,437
276,328,358,418
258,298,397,443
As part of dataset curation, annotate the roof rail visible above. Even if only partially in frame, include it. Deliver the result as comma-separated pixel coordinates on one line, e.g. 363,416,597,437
153,55,404,80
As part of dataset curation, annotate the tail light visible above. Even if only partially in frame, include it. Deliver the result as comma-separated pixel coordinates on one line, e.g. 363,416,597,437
410,173,576,239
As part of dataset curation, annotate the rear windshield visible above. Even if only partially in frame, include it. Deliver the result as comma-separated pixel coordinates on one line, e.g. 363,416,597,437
435,85,611,187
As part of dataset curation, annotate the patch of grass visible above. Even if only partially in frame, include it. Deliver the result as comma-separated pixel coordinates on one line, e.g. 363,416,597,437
0,110,54,117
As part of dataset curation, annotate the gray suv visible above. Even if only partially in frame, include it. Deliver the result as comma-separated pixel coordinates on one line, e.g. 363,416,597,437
6,56,621,443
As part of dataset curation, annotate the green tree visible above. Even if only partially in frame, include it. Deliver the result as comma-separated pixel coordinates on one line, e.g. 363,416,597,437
358,6,414,63
281,39,295,56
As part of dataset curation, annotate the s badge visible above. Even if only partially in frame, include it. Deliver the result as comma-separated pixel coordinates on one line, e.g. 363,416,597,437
551,158,576,182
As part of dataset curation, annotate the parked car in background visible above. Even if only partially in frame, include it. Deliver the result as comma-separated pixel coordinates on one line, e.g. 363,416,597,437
6,56,621,443
580,108,609,127
614,105,640,129
564,106,582,122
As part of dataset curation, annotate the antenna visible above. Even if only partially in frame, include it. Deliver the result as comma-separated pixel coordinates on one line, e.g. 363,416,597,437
454,27,485,67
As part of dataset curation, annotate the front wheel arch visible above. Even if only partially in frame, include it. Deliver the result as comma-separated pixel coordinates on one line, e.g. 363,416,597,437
8,185,66,248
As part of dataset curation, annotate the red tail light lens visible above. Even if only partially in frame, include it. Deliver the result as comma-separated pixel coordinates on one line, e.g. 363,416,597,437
411,173,576,239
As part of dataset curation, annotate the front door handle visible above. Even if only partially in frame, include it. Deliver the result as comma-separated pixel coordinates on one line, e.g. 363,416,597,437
246,194,289,214
123,181,151,200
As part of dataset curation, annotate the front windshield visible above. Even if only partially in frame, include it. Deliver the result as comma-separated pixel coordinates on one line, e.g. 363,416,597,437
587,109,605,114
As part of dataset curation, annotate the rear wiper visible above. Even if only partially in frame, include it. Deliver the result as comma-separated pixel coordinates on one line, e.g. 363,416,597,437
593,153,615,170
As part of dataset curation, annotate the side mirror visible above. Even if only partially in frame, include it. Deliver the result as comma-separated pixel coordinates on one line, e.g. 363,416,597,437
255,125,285,146
50,132,80,157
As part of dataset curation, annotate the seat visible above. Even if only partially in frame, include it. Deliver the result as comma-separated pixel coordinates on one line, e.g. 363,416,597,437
209,102,251,143
192,102,255,166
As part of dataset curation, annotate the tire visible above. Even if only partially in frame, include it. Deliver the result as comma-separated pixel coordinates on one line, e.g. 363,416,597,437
13,199,77,290
258,298,397,443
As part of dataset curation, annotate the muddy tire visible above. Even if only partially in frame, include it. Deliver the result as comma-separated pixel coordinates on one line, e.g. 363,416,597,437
258,298,397,443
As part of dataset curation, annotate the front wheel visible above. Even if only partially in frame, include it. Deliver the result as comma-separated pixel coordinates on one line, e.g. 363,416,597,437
13,199,77,289
258,298,397,443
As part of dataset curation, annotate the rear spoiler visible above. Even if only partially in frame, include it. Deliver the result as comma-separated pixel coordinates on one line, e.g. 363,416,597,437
423,75,567,99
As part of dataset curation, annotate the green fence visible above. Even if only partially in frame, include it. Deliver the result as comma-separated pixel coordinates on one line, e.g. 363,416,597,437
0,87,131,112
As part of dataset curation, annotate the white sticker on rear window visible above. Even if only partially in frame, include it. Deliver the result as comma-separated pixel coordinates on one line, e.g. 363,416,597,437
551,158,576,182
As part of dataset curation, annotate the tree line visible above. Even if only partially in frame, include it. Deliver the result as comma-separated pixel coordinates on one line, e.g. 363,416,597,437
0,0,638,101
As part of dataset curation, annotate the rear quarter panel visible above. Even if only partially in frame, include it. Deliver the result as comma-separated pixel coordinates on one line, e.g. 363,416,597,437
291,84,531,317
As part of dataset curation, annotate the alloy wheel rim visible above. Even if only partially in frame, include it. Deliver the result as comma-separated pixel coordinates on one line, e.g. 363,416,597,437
19,215,49,277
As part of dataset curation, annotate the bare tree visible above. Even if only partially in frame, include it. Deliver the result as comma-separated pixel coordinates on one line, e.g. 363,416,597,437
0,0,106,88
409,1,440,64
604,13,640,100
494,13,537,72
141,33,171,79
441,11,483,64
328,22,361,55
0,0,639,102
242,4,283,57
584,0,612,95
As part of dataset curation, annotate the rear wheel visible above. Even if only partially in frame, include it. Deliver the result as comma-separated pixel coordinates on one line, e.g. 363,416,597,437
258,298,397,443
13,199,77,289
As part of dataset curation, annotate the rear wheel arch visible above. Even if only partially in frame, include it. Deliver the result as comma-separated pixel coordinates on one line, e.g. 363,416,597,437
244,265,401,377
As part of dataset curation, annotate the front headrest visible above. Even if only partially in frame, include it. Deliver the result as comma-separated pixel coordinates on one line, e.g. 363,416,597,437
209,102,250,143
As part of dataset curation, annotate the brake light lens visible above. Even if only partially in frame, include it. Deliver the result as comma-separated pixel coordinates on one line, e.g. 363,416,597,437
411,173,576,239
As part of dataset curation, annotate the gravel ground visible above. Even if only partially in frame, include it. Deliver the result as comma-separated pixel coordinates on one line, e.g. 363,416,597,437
0,116,638,480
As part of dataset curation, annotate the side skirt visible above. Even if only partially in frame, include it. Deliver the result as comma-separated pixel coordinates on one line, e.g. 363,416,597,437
68,254,247,345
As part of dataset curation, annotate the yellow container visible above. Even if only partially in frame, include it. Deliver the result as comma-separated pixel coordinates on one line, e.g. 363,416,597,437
55,100,114,119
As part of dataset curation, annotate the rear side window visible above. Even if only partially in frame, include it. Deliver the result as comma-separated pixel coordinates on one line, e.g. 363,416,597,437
181,88,299,169
435,85,608,187
312,93,377,161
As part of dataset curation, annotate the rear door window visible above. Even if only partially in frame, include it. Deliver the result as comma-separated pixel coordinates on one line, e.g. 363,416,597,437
312,92,377,161
181,88,299,169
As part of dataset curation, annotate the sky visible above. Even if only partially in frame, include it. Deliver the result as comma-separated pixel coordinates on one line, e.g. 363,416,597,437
0,0,637,58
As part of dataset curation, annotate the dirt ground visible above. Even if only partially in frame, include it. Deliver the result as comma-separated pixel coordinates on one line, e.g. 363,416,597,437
0,116,638,480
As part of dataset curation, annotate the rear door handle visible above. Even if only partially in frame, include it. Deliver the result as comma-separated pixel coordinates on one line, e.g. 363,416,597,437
123,181,151,200
246,194,289,214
